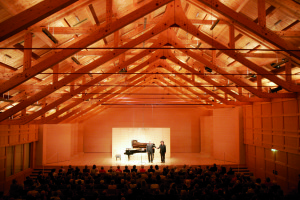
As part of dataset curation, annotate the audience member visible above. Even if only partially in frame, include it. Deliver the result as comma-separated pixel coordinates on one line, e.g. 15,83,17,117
115,165,122,172
131,165,137,173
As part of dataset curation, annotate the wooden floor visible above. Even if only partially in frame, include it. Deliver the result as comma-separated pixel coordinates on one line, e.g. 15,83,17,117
44,153,238,167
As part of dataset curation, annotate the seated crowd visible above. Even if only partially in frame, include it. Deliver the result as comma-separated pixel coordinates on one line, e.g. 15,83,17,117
6,164,299,200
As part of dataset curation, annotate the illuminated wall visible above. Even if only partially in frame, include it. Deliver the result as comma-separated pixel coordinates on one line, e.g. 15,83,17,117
81,107,211,153
112,127,170,161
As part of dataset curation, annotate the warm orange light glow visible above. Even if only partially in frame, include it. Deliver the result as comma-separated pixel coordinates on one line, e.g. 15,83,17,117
112,128,170,162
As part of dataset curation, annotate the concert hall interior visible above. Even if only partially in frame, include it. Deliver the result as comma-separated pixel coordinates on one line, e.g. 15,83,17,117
0,0,300,197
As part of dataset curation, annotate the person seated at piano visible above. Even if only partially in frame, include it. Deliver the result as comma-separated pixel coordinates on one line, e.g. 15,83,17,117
131,165,137,173
139,165,146,173
148,165,155,173
116,165,122,173
123,165,130,173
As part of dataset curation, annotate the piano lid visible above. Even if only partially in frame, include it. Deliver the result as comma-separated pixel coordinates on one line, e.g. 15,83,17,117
132,140,147,148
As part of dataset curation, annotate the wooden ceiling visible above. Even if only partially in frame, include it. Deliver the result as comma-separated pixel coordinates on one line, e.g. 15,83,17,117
0,0,300,124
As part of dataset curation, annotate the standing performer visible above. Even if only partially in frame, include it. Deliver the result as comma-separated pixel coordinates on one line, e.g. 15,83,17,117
157,141,166,163
146,141,155,163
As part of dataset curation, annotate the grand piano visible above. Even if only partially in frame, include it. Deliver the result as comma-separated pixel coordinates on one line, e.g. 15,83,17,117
124,140,155,160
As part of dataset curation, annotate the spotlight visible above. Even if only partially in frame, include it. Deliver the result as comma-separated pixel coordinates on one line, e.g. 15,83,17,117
205,66,212,72
271,149,277,152
270,86,282,93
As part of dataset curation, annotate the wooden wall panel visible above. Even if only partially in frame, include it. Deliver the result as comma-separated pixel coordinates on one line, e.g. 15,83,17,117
0,125,38,193
244,97,300,194
212,107,244,164
272,117,283,130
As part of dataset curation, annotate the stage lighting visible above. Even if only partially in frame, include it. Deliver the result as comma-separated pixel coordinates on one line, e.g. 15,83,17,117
205,66,212,72
271,149,277,152
270,86,282,93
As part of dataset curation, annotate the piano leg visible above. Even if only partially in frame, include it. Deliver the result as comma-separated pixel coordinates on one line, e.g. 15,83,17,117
128,155,130,161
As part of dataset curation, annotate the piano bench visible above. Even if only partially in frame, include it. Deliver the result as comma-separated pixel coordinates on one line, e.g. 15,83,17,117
115,154,121,161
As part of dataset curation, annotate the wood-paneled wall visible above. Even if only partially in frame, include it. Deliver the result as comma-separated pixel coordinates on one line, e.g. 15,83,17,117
0,124,38,193
244,98,300,193
81,107,212,153
36,124,82,166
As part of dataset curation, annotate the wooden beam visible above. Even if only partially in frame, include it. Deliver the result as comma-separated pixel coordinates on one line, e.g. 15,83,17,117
275,31,300,37
23,33,32,71
1,42,164,124
0,0,78,41
189,19,226,25
257,0,266,28
51,75,152,123
40,67,157,124
88,4,100,25
172,0,300,92
195,0,300,60
0,0,173,94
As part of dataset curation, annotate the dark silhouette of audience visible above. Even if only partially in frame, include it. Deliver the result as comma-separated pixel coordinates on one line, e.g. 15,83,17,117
5,164,299,200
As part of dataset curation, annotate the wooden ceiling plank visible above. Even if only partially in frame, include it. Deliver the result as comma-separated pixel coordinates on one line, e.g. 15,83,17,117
13,43,40,60
0,0,79,42
0,0,173,95
0,62,16,71
34,31,56,47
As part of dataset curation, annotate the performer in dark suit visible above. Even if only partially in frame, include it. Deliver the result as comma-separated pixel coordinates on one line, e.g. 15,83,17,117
157,141,166,163
146,141,155,163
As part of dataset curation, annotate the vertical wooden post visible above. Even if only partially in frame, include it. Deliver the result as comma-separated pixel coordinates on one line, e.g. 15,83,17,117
70,67,75,92
285,59,292,82
52,64,59,83
257,75,262,92
229,25,235,49
238,86,242,95
212,50,216,65
114,30,119,48
258,0,266,28
23,32,32,71
106,0,112,23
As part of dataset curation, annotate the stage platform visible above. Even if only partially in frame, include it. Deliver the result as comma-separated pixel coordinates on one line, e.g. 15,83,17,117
43,153,238,168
